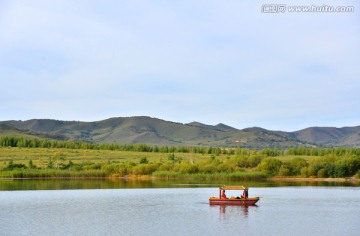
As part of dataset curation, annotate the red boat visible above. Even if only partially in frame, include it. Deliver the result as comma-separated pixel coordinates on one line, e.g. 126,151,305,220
209,186,259,206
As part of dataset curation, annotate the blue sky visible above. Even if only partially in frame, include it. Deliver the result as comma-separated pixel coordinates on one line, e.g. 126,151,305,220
1,0,359,131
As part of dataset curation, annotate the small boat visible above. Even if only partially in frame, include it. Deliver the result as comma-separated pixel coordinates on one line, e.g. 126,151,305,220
209,185,259,206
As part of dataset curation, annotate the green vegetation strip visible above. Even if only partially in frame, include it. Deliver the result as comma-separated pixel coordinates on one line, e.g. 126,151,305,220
0,136,359,179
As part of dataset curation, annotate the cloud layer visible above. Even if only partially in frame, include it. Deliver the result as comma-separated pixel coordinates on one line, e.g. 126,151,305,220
1,0,359,131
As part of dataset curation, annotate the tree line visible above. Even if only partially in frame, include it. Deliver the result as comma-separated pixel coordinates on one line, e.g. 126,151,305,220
0,136,229,155
2,136,360,157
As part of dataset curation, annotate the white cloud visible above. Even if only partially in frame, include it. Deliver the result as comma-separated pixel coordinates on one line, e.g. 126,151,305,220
0,0,359,131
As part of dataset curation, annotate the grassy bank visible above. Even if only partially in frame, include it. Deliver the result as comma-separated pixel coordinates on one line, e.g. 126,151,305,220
1,146,359,180
0,169,108,179
152,171,267,180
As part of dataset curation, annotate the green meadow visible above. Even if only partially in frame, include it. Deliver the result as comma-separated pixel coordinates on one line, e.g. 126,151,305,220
0,137,359,180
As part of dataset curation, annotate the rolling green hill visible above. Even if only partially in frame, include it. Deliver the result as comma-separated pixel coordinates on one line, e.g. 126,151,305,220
1,117,359,147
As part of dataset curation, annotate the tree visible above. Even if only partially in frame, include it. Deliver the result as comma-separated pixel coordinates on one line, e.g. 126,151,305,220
28,159,36,169
289,157,307,175
257,158,283,176
139,157,149,164
47,159,54,169
278,164,291,176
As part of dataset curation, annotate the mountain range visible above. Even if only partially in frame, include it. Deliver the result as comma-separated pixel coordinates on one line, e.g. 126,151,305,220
1,116,359,148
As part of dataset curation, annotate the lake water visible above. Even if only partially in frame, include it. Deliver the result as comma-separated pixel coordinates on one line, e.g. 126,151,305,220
0,181,359,236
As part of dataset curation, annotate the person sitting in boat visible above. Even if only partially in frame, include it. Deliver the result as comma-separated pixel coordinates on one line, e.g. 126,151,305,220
221,190,227,199
241,188,248,199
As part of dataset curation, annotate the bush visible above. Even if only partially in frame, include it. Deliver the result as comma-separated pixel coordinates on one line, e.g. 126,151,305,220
158,162,175,171
324,164,335,177
278,165,291,176
174,163,199,174
236,156,249,168
300,167,308,177
131,164,158,175
334,164,347,177
257,157,282,176
356,170,360,179
101,164,121,174
317,169,326,178
289,157,307,175
198,163,218,173
139,157,149,164
306,166,317,177
167,154,182,163
2,160,27,171
248,156,263,167
335,157,360,176
152,171,179,178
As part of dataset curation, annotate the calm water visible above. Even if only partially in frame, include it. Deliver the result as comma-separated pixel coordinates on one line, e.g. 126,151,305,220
0,181,359,236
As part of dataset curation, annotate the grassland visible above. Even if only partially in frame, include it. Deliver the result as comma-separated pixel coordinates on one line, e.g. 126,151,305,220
0,147,209,168
1,146,359,180
0,147,263,179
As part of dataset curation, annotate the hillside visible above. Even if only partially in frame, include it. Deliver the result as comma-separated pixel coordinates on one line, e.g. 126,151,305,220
293,126,360,146
1,117,359,147
0,124,37,139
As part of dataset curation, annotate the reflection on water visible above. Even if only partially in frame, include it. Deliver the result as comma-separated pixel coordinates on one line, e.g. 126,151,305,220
0,178,358,191
213,204,250,218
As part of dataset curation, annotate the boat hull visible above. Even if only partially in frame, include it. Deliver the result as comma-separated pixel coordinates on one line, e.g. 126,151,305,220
209,197,259,206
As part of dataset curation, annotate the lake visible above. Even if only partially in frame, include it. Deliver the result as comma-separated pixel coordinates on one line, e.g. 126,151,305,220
0,180,359,236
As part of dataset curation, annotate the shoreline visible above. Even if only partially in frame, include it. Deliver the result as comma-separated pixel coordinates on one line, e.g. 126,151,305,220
269,176,360,183
1,175,359,183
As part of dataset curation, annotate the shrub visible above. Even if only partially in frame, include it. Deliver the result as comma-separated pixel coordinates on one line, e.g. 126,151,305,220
324,164,335,177
101,164,121,174
173,162,199,174
334,164,347,177
278,165,291,176
356,170,360,179
236,156,249,168
139,157,149,164
289,157,307,175
248,156,263,167
198,163,217,173
2,160,27,171
152,171,179,178
317,168,326,178
300,167,308,177
306,166,317,177
131,164,158,175
335,157,360,176
28,159,37,169
158,162,175,171
257,157,282,176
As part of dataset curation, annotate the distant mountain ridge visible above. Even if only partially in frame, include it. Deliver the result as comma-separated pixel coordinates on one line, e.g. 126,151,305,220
1,116,359,148
186,122,237,132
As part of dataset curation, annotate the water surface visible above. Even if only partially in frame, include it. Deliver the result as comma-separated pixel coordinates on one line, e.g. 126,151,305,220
1,178,358,191
0,186,359,236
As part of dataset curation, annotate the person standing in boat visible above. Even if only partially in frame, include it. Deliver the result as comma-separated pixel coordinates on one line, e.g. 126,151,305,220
241,188,248,199
221,190,227,199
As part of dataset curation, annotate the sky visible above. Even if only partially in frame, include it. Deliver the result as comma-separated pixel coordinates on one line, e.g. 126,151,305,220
0,0,359,131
